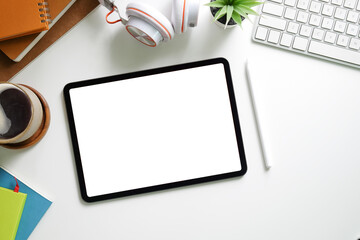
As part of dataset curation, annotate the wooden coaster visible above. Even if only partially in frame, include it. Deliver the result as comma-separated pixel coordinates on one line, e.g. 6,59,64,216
0,84,50,149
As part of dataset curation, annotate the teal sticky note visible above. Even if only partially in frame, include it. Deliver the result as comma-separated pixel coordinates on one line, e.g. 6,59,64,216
0,167,52,240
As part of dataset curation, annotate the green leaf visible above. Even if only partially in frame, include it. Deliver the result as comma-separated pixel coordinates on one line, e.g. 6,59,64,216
215,0,228,3
232,0,246,4
237,4,259,15
214,6,227,21
232,11,243,27
233,0,256,4
205,1,226,7
233,6,251,21
225,5,234,28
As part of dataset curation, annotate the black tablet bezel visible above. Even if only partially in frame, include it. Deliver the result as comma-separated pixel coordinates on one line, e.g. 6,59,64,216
63,58,247,202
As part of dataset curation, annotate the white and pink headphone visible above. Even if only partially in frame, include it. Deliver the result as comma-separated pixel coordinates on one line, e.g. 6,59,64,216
99,0,200,47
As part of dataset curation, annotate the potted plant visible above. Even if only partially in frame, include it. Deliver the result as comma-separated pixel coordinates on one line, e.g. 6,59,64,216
206,0,263,28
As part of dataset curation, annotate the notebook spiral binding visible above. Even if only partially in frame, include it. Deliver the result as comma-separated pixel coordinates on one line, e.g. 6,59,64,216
37,1,52,24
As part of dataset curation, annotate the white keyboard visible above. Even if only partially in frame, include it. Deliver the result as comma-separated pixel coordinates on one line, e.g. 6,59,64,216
252,0,360,68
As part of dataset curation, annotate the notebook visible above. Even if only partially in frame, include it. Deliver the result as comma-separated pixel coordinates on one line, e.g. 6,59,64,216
0,185,27,240
0,0,99,82
0,0,76,62
0,0,51,42
0,167,52,240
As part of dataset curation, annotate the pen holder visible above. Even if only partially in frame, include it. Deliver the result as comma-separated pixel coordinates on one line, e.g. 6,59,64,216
0,83,50,149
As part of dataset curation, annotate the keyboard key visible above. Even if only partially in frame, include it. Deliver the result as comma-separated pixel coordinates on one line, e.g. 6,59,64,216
287,22,300,33
309,40,360,65
319,0,329,3
312,28,325,40
284,8,297,19
297,11,310,22
331,0,343,5
280,33,294,46
269,0,283,3
255,26,269,40
324,31,337,43
322,4,335,16
293,36,309,50
300,25,313,36
262,2,285,16
334,20,347,32
297,0,311,9
259,14,287,30
349,38,360,49
346,11,359,22
346,23,359,36
309,14,322,26
334,7,347,19
344,0,356,8
309,1,322,12
322,17,334,29
336,35,350,46
268,30,281,43
285,0,297,6
357,0,360,10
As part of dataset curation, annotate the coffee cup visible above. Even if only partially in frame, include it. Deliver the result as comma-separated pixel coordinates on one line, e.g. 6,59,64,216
0,83,49,148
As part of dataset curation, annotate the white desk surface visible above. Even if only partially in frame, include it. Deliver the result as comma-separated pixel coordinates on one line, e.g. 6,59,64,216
1,0,360,239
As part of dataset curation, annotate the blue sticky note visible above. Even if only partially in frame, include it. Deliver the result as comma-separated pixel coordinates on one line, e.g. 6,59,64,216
0,167,52,240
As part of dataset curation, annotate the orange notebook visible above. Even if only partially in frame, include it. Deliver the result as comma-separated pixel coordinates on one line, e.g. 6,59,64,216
0,0,75,62
0,0,51,41
0,0,99,82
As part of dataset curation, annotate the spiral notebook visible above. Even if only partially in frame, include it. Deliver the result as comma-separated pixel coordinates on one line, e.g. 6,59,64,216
0,0,99,82
0,0,75,62
0,0,51,41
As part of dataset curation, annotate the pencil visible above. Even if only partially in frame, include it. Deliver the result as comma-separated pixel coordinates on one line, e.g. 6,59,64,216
245,60,272,169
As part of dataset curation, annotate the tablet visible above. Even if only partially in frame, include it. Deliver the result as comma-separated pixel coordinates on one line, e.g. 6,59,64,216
63,58,247,202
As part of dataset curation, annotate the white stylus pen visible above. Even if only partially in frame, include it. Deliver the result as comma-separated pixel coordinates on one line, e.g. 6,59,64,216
245,60,272,169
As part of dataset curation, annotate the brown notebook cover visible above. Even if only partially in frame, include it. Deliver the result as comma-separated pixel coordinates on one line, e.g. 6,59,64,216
0,0,50,41
0,0,76,62
0,0,99,82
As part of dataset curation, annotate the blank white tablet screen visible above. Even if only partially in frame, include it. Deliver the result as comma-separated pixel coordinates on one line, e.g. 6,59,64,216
69,63,241,197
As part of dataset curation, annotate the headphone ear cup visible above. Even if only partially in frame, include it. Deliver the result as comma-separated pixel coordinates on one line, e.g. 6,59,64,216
126,2,175,45
171,0,200,34
125,17,163,47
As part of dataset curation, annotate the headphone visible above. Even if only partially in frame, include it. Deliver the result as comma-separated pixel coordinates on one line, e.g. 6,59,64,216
100,0,200,47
